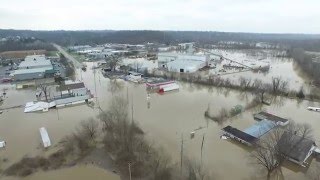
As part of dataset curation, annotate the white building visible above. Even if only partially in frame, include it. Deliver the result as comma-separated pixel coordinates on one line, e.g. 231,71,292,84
158,53,209,73
158,53,179,67
167,60,206,73
10,55,54,81
19,55,52,69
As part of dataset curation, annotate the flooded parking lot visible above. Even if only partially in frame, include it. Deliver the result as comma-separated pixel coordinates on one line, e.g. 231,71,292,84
0,59,320,179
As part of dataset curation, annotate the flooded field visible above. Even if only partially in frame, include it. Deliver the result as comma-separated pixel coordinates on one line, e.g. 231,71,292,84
201,49,313,92
0,59,320,179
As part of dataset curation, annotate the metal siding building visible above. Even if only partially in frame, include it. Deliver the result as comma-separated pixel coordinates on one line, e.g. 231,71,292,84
11,67,52,80
167,60,206,73
158,53,208,72
10,55,53,81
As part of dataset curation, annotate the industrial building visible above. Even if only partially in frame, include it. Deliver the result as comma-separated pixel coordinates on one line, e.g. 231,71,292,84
158,53,209,73
10,55,54,81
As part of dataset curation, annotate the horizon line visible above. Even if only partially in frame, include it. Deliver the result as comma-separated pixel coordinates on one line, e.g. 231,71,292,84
1,28,320,36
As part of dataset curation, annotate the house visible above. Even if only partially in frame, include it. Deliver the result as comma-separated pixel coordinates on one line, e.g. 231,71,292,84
55,80,92,107
253,112,289,126
10,55,54,81
24,80,93,113
221,126,258,146
277,132,316,167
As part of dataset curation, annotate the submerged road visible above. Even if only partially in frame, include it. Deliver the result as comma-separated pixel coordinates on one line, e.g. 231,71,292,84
53,43,82,68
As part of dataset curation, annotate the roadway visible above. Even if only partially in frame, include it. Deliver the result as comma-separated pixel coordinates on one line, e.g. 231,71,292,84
53,43,82,68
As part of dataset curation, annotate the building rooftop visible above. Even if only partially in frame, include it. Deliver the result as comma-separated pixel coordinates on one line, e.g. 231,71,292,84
244,119,276,138
19,55,52,69
10,66,53,75
222,126,258,144
167,59,204,72
60,81,85,91
277,132,315,164
254,112,289,123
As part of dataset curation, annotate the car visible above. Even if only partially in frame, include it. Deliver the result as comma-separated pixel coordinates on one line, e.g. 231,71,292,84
1,78,12,83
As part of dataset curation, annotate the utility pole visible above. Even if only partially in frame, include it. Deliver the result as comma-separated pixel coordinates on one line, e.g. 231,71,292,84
131,94,134,123
128,162,132,180
201,134,205,165
127,86,129,103
180,133,184,175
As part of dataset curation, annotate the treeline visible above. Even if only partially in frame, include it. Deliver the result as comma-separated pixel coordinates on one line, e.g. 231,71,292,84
1,29,320,51
147,70,320,102
289,48,320,86
0,39,56,53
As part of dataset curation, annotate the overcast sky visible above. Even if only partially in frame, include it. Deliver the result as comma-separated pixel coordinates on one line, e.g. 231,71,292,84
0,0,319,33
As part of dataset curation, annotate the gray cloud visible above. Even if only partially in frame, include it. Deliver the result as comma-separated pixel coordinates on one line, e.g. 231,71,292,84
0,0,319,33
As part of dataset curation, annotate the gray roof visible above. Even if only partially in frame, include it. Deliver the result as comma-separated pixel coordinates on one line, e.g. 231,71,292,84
254,111,288,123
277,132,315,163
222,126,258,144
11,67,53,75
60,82,85,91
19,55,52,69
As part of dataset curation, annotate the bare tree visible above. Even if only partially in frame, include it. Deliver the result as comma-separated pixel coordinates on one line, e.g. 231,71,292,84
78,118,99,141
239,77,252,90
183,158,212,180
251,122,313,179
252,79,269,103
271,77,288,94
306,162,320,180
149,148,172,180
107,79,124,94
37,83,50,102
132,62,143,73
105,55,122,71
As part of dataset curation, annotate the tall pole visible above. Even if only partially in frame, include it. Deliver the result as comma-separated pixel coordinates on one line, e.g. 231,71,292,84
131,94,134,123
127,86,129,103
201,134,205,165
128,162,132,180
93,68,100,110
180,133,184,175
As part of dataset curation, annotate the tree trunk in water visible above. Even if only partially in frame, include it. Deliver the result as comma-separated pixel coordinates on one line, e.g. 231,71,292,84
44,91,48,102
267,172,271,180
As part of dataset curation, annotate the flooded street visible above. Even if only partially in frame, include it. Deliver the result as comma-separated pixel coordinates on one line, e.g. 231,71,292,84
1,59,320,179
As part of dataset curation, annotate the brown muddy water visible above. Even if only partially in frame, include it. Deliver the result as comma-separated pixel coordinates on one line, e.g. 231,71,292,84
204,49,314,92
1,165,120,180
0,60,320,180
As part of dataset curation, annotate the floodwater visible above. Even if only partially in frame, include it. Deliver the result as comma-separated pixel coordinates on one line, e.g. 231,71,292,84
204,49,313,92
0,57,320,179
1,165,120,180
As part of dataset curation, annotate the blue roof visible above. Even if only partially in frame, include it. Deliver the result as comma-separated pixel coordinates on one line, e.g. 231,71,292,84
244,119,276,138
